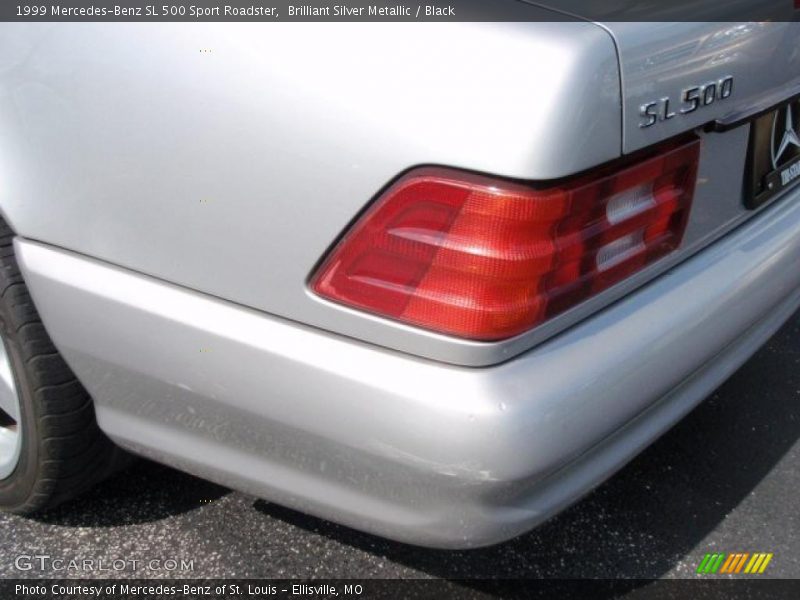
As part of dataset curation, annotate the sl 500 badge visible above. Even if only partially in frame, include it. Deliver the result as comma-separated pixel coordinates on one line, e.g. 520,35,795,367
639,76,734,128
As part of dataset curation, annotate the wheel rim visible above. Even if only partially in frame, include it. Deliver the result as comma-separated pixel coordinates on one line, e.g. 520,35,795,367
0,336,22,480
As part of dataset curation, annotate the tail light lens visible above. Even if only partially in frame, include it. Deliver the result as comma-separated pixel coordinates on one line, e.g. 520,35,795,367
311,140,700,341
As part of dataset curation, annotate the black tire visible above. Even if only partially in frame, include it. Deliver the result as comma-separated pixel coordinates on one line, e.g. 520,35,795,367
0,217,128,513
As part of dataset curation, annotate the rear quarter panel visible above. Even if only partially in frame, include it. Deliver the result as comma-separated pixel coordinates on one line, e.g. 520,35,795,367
0,22,621,364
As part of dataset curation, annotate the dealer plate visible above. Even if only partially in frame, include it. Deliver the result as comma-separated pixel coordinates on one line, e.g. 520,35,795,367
746,98,800,209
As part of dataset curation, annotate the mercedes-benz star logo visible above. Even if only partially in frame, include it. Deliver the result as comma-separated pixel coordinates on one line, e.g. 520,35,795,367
772,101,800,170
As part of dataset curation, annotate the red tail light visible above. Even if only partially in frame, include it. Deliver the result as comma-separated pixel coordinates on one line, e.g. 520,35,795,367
311,140,700,341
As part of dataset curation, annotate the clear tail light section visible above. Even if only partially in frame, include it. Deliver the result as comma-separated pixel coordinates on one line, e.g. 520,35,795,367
311,139,700,341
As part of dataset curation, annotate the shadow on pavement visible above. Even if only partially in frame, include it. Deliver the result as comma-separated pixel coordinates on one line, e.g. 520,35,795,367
30,461,230,527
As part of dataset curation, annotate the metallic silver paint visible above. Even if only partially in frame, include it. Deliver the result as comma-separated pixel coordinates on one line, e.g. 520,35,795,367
599,21,800,153
4,20,800,546
0,22,622,366
16,179,800,547
3,23,798,365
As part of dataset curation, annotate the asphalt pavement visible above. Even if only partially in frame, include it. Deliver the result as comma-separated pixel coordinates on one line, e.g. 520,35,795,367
1,310,798,583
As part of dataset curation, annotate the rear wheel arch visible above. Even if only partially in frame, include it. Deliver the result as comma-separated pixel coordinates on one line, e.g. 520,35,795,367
0,216,129,513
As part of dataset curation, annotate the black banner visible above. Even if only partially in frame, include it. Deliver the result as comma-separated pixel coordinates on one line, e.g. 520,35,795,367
1,0,800,22
3,579,800,600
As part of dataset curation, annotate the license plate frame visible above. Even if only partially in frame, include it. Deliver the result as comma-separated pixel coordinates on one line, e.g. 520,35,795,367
745,100,800,210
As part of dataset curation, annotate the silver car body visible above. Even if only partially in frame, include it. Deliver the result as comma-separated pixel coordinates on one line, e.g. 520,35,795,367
1,18,800,547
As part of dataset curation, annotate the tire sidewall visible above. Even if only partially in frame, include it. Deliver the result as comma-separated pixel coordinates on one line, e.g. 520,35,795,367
0,313,42,509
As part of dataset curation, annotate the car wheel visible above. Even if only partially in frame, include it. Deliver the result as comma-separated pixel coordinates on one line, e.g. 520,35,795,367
0,217,128,513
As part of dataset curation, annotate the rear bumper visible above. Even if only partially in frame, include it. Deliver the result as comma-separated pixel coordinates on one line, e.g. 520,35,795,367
16,188,800,549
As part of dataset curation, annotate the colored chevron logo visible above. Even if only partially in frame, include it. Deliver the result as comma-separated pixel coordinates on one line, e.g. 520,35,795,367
696,552,773,574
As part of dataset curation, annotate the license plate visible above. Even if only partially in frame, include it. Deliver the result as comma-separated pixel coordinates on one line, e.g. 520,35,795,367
745,99,800,209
